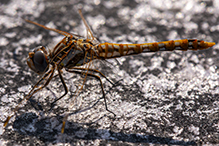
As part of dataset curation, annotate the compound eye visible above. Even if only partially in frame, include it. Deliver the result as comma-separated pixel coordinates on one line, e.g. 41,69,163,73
34,51,45,65
33,51,48,73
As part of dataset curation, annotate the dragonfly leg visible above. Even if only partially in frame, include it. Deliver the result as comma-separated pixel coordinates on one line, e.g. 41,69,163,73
70,67,114,86
50,67,68,109
66,68,116,117
4,66,55,127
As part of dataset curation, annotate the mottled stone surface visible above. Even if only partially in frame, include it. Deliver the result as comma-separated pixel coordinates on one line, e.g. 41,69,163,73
0,0,218,145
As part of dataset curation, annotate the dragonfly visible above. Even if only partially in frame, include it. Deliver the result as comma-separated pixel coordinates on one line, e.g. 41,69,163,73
4,9,215,133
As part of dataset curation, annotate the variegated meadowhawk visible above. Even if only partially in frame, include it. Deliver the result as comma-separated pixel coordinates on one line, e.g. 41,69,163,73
4,9,215,133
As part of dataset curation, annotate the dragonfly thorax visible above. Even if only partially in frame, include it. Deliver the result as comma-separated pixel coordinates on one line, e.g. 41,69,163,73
26,46,49,75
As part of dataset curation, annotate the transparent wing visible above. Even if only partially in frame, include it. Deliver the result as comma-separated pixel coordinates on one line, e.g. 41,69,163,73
78,9,100,44
25,19,83,38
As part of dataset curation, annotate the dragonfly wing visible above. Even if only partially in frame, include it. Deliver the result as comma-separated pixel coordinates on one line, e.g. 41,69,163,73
78,9,100,44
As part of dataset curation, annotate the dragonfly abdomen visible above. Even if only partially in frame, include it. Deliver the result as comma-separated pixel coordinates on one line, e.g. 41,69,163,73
97,39,215,59
96,43,142,58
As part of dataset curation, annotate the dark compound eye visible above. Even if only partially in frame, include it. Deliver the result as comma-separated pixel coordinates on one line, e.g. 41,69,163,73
34,51,45,65
33,51,48,73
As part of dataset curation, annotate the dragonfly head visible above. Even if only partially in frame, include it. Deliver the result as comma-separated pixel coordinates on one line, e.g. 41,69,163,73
26,46,49,75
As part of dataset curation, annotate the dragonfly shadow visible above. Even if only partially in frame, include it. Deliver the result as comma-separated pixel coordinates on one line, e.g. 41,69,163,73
7,112,196,145
4,81,218,145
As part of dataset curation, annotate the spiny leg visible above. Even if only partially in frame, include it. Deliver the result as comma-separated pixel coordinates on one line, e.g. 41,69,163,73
71,67,123,95
59,69,116,133
49,67,116,115
4,66,55,127
49,67,68,110
49,67,115,110
71,67,114,86
66,68,116,116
